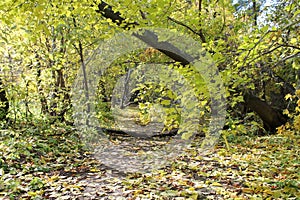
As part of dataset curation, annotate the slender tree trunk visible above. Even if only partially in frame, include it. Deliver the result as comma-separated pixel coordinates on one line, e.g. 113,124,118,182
197,0,206,43
50,68,69,122
36,60,49,115
0,79,9,121
252,0,258,26
73,17,91,125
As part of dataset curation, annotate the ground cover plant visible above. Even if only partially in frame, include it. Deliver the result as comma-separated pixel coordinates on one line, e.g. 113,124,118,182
0,123,299,199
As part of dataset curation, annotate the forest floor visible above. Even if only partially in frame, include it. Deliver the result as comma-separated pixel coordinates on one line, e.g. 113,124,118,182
0,123,299,199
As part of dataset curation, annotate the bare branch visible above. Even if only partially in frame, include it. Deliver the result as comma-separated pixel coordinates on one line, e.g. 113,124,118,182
167,16,205,43
274,52,300,67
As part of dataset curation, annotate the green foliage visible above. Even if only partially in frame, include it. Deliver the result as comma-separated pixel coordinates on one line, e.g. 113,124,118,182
0,0,299,198
0,123,88,198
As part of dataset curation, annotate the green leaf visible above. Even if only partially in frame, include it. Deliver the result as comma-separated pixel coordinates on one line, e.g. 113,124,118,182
161,99,171,106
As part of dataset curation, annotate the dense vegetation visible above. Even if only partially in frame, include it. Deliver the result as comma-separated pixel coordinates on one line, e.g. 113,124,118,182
0,0,299,199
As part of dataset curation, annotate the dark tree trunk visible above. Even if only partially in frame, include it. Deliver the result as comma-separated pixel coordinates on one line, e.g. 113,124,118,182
50,68,69,122
252,0,258,26
244,92,287,132
36,57,49,115
0,80,9,121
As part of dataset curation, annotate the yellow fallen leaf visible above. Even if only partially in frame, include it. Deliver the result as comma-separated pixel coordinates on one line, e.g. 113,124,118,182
263,189,273,195
27,191,37,197
50,175,59,181
242,188,254,194
90,168,100,172
194,183,205,189
211,182,222,187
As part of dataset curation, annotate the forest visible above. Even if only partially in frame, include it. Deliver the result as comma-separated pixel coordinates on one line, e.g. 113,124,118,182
0,0,299,199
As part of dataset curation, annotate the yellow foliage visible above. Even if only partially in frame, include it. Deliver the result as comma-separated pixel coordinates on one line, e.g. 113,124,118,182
277,90,300,135
296,90,300,97
293,115,300,131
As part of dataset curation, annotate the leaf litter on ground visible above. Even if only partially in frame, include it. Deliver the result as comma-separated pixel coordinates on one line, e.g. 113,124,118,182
0,125,299,199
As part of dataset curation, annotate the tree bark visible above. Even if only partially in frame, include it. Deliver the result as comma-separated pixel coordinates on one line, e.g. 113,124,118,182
243,92,287,132
0,79,9,121
252,0,258,27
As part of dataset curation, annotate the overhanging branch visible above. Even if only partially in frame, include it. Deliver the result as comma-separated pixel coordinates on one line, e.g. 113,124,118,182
96,1,193,65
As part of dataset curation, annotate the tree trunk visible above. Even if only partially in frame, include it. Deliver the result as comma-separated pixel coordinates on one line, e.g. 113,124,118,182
244,92,287,132
252,0,258,26
0,80,9,121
